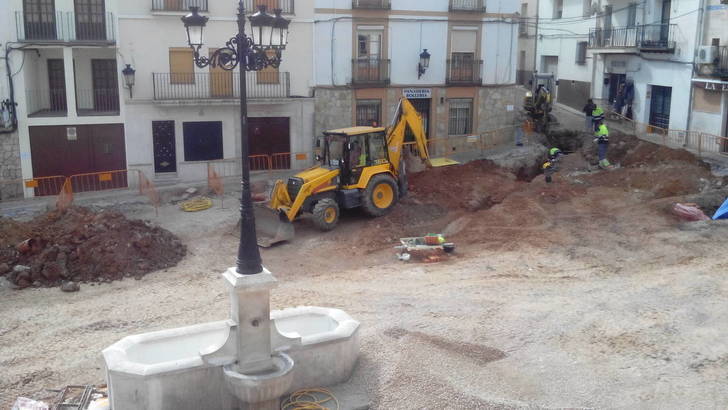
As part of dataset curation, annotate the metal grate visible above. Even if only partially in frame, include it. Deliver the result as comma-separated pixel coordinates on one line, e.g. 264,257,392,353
151,0,209,12
153,72,291,100
448,99,473,136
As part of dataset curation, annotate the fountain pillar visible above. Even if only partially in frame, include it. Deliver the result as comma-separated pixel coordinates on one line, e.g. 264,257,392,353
223,267,277,373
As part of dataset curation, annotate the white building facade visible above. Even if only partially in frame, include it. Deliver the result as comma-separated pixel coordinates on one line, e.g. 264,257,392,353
1,0,316,199
536,0,703,134
313,0,522,156
517,0,538,86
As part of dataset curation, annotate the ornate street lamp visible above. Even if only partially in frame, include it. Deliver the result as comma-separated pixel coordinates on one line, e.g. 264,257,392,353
418,49,430,79
121,64,136,98
181,3,290,275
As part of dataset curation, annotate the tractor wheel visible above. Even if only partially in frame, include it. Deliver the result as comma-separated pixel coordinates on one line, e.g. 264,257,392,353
312,198,339,231
362,174,399,217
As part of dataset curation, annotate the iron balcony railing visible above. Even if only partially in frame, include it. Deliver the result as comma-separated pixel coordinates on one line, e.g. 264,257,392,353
352,0,391,9
26,89,68,117
446,58,483,85
638,23,677,52
15,11,115,43
588,24,676,53
152,72,291,100
76,88,120,115
449,0,485,12
351,58,390,85
152,0,209,12
243,0,295,14
588,26,639,48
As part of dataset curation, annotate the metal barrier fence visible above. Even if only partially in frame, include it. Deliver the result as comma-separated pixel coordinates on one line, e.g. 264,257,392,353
608,112,728,157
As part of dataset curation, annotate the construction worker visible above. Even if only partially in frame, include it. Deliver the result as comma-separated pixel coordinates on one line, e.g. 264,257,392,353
594,121,611,168
591,105,605,131
548,147,563,163
543,161,555,183
583,98,596,132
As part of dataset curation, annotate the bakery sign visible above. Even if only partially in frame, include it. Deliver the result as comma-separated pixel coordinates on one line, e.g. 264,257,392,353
694,81,728,92
402,88,432,99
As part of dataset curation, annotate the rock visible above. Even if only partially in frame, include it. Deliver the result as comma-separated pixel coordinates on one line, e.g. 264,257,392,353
0,276,19,289
0,263,10,275
41,262,62,282
185,187,198,195
32,280,42,287
60,281,80,292
13,264,30,274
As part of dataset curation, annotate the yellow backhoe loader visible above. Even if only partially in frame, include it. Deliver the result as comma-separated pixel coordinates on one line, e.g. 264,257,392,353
254,98,433,246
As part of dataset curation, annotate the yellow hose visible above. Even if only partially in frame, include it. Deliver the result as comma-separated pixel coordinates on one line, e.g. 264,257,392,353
180,197,213,212
281,388,339,410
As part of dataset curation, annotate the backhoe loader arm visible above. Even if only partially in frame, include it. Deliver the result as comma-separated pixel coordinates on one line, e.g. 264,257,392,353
386,98,431,174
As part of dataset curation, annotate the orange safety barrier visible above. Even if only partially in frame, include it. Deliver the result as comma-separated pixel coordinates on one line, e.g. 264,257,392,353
69,169,129,193
24,175,67,197
139,171,160,217
207,164,225,208
249,154,270,171
270,153,291,170
56,178,73,212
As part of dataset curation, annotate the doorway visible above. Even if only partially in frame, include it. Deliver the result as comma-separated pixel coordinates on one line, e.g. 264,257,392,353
47,59,67,113
91,59,119,113
607,73,626,106
74,0,106,40
405,98,431,142
542,56,559,100
248,117,290,169
209,48,233,98
660,0,671,44
649,85,672,130
152,120,177,173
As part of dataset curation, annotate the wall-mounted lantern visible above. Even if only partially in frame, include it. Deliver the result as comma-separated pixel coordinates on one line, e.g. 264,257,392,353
418,49,430,79
122,64,136,98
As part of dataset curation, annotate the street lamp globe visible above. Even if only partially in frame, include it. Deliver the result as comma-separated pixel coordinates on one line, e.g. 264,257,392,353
181,6,209,52
271,9,290,49
248,5,275,48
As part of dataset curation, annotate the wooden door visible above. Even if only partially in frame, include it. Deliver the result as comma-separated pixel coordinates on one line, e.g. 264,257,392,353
47,59,67,112
74,0,106,40
209,49,233,98
91,59,119,112
152,121,177,173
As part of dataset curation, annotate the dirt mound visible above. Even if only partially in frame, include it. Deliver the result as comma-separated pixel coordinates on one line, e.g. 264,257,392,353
408,160,526,212
0,207,186,289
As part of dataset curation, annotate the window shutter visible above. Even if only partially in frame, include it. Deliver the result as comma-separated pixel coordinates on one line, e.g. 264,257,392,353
169,48,194,84
576,42,587,65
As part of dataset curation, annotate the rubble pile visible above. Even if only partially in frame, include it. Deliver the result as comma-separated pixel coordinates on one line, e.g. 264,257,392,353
0,207,186,289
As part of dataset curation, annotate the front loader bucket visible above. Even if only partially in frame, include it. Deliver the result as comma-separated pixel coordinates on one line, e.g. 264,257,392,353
254,204,295,247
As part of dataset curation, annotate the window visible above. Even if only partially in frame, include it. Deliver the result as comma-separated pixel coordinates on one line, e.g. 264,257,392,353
367,132,388,164
448,99,473,135
519,3,528,36
23,0,57,40
583,0,592,17
554,0,563,19
356,99,381,126
627,3,637,28
169,48,194,84
183,121,223,161
576,41,588,64
357,30,382,58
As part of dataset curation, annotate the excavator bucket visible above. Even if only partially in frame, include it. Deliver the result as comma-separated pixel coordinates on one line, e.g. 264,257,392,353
254,204,295,247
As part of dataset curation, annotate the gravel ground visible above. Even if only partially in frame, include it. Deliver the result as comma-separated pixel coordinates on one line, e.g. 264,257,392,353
2,162,728,409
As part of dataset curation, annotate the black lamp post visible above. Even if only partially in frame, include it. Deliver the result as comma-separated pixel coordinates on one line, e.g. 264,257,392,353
418,49,430,79
121,64,136,98
181,3,290,275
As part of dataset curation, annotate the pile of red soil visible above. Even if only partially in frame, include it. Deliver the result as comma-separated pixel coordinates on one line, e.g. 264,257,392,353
408,160,527,212
0,207,186,289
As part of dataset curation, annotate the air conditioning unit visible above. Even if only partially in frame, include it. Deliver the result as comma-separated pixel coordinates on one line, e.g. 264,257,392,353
697,45,718,64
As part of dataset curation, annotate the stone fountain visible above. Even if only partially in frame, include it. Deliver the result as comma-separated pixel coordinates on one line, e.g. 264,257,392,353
102,267,360,410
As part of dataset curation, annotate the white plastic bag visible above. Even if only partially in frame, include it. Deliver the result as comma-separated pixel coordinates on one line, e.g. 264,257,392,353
11,397,49,410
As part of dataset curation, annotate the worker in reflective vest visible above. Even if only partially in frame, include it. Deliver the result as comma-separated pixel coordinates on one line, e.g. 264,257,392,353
591,106,605,131
594,121,611,169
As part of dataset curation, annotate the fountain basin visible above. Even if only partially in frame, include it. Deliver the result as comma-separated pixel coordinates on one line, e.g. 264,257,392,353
223,352,294,405
103,307,359,410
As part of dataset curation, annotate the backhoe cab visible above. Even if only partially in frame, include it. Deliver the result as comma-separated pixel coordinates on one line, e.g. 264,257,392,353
255,98,431,246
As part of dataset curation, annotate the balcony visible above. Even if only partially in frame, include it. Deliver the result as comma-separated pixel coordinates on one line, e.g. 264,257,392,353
351,59,390,86
15,11,115,44
152,72,291,101
243,0,295,14
26,88,119,117
152,0,208,12
588,24,676,54
446,58,482,85
352,0,391,9
449,0,485,12
588,26,639,49
638,23,676,53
